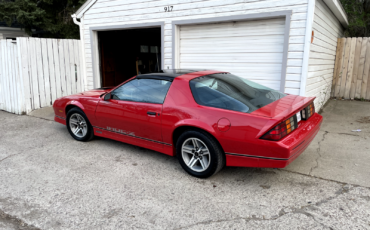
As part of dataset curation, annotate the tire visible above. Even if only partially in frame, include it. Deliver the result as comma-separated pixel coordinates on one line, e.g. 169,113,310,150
176,130,225,178
66,107,94,142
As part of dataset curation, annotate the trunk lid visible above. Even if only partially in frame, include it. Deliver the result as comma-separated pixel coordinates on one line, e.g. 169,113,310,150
251,95,315,120
252,95,316,139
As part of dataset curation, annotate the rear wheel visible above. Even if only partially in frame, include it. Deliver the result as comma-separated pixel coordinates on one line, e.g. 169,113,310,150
66,107,94,142
176,130,224,178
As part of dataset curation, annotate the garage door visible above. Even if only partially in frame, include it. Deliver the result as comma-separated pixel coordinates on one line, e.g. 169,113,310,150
178,18,286,91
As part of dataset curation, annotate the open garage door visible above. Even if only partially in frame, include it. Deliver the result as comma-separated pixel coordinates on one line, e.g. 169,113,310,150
178,18,286,91
99,28,161,87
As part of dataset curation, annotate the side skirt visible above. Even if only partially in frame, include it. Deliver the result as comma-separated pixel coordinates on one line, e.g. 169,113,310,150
93,127,174,156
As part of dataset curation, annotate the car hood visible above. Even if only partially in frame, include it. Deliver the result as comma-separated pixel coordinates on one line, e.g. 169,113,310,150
251,95,315,119
74,87,113,98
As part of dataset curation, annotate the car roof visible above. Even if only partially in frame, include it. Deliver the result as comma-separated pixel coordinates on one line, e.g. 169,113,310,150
137,69,226,81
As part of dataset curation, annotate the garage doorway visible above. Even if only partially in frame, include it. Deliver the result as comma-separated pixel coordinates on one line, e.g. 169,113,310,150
98,27,162,87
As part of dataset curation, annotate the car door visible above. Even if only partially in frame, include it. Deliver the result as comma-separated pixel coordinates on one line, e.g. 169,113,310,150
95,77,172,147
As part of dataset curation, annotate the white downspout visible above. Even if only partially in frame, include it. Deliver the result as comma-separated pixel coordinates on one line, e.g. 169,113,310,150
72,14,87,92
299,0,316,96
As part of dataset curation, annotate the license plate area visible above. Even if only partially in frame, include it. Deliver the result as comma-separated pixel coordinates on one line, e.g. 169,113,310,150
296,111,302,123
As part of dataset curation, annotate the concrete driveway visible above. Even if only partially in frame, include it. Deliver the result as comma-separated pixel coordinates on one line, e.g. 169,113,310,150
286,100,370,187
0,99,369,229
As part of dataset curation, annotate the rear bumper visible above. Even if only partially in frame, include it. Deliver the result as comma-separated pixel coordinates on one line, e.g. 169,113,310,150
226,113,323,168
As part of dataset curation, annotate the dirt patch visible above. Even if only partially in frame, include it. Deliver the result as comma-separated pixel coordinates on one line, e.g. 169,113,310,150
356,116,370,123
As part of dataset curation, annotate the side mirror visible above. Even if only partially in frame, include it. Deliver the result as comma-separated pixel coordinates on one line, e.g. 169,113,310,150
104,93,111,101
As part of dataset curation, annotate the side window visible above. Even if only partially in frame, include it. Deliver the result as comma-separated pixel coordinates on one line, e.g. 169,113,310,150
111,78,171,104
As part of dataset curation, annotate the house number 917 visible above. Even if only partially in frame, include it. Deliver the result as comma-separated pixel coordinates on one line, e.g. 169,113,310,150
164,6,173,12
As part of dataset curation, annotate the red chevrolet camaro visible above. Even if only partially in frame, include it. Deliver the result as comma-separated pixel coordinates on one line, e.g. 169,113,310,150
53,70,322,178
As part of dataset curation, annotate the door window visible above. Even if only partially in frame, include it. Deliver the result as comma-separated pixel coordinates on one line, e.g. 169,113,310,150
112,78,172,104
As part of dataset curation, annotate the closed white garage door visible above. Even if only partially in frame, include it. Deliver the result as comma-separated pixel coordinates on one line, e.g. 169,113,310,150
179,18,285,91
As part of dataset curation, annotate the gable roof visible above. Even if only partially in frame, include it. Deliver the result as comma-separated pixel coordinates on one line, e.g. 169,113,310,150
75,0,97,18
74,0,348,27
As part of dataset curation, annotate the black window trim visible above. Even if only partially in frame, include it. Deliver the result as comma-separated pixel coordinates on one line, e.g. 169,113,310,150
136,75,174,82
110,77,172,104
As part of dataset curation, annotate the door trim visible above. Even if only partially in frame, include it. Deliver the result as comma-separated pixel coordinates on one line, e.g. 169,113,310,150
89,22,165,88
171,11,292,93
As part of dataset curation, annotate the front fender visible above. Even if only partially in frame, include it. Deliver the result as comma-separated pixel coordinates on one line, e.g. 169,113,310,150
65,100,85,116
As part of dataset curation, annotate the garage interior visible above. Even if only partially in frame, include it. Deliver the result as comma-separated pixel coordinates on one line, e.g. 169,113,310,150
98,27,161,87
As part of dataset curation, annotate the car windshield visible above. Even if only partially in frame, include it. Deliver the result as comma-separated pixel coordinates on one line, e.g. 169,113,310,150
189,73,286,113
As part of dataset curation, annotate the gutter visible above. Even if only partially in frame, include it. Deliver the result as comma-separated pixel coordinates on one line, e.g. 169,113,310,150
72,14,81,26
72,14,87,91
323,0,349,27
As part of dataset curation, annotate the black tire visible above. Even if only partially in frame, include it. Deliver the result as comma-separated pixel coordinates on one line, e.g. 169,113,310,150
176,130,225,178
66,107,94,142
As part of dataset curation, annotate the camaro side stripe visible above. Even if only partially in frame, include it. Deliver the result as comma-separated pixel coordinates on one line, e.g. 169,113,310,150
93,126,172,146
55,115,66,120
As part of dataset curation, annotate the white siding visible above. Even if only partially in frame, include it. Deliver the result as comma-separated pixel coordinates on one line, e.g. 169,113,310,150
306,0,343,110
81,0,309,93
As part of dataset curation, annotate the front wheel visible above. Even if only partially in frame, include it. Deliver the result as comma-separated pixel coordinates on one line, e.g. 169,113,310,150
176,130,225,178
66,107,94,142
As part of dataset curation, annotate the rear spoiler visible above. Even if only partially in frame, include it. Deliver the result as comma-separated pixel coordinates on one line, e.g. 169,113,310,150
254,96,316,139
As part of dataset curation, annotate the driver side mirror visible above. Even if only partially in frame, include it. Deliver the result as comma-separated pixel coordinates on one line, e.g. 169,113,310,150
104,93,111,101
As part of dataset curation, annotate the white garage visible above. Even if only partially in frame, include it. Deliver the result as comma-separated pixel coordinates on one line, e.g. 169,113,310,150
73,0,349,111
175,17,287,91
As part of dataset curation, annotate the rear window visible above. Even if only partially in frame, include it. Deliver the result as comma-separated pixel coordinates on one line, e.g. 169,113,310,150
189,73,286,113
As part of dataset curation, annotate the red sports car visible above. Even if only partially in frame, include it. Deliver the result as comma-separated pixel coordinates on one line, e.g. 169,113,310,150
53,70,322,178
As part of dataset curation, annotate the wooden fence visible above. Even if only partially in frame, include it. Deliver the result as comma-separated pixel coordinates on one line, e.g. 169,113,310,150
332,37,370,99
0,37,83,114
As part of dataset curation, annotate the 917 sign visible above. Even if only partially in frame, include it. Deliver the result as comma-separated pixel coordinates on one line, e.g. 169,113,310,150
164,6,173,12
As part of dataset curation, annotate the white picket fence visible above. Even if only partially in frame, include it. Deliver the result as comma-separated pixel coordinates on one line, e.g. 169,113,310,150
0,37,84,114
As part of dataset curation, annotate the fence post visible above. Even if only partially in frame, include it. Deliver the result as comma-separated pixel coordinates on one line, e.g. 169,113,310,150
0,40,3,111
41,39,51,106
17,37,31,114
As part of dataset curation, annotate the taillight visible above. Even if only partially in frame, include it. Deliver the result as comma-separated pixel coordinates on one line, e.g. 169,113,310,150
261,116,298,141
302,103,315,120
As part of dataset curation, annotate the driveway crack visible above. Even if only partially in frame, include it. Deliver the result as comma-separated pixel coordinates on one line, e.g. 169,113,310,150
309,131,329,175
0,209,40,230
0,150,25,164
175,184,354,229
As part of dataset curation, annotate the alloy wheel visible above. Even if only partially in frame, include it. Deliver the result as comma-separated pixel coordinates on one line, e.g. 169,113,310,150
181,138,211,172
69,113,88,138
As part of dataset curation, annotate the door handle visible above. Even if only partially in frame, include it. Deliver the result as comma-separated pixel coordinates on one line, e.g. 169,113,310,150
147,111,156,116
